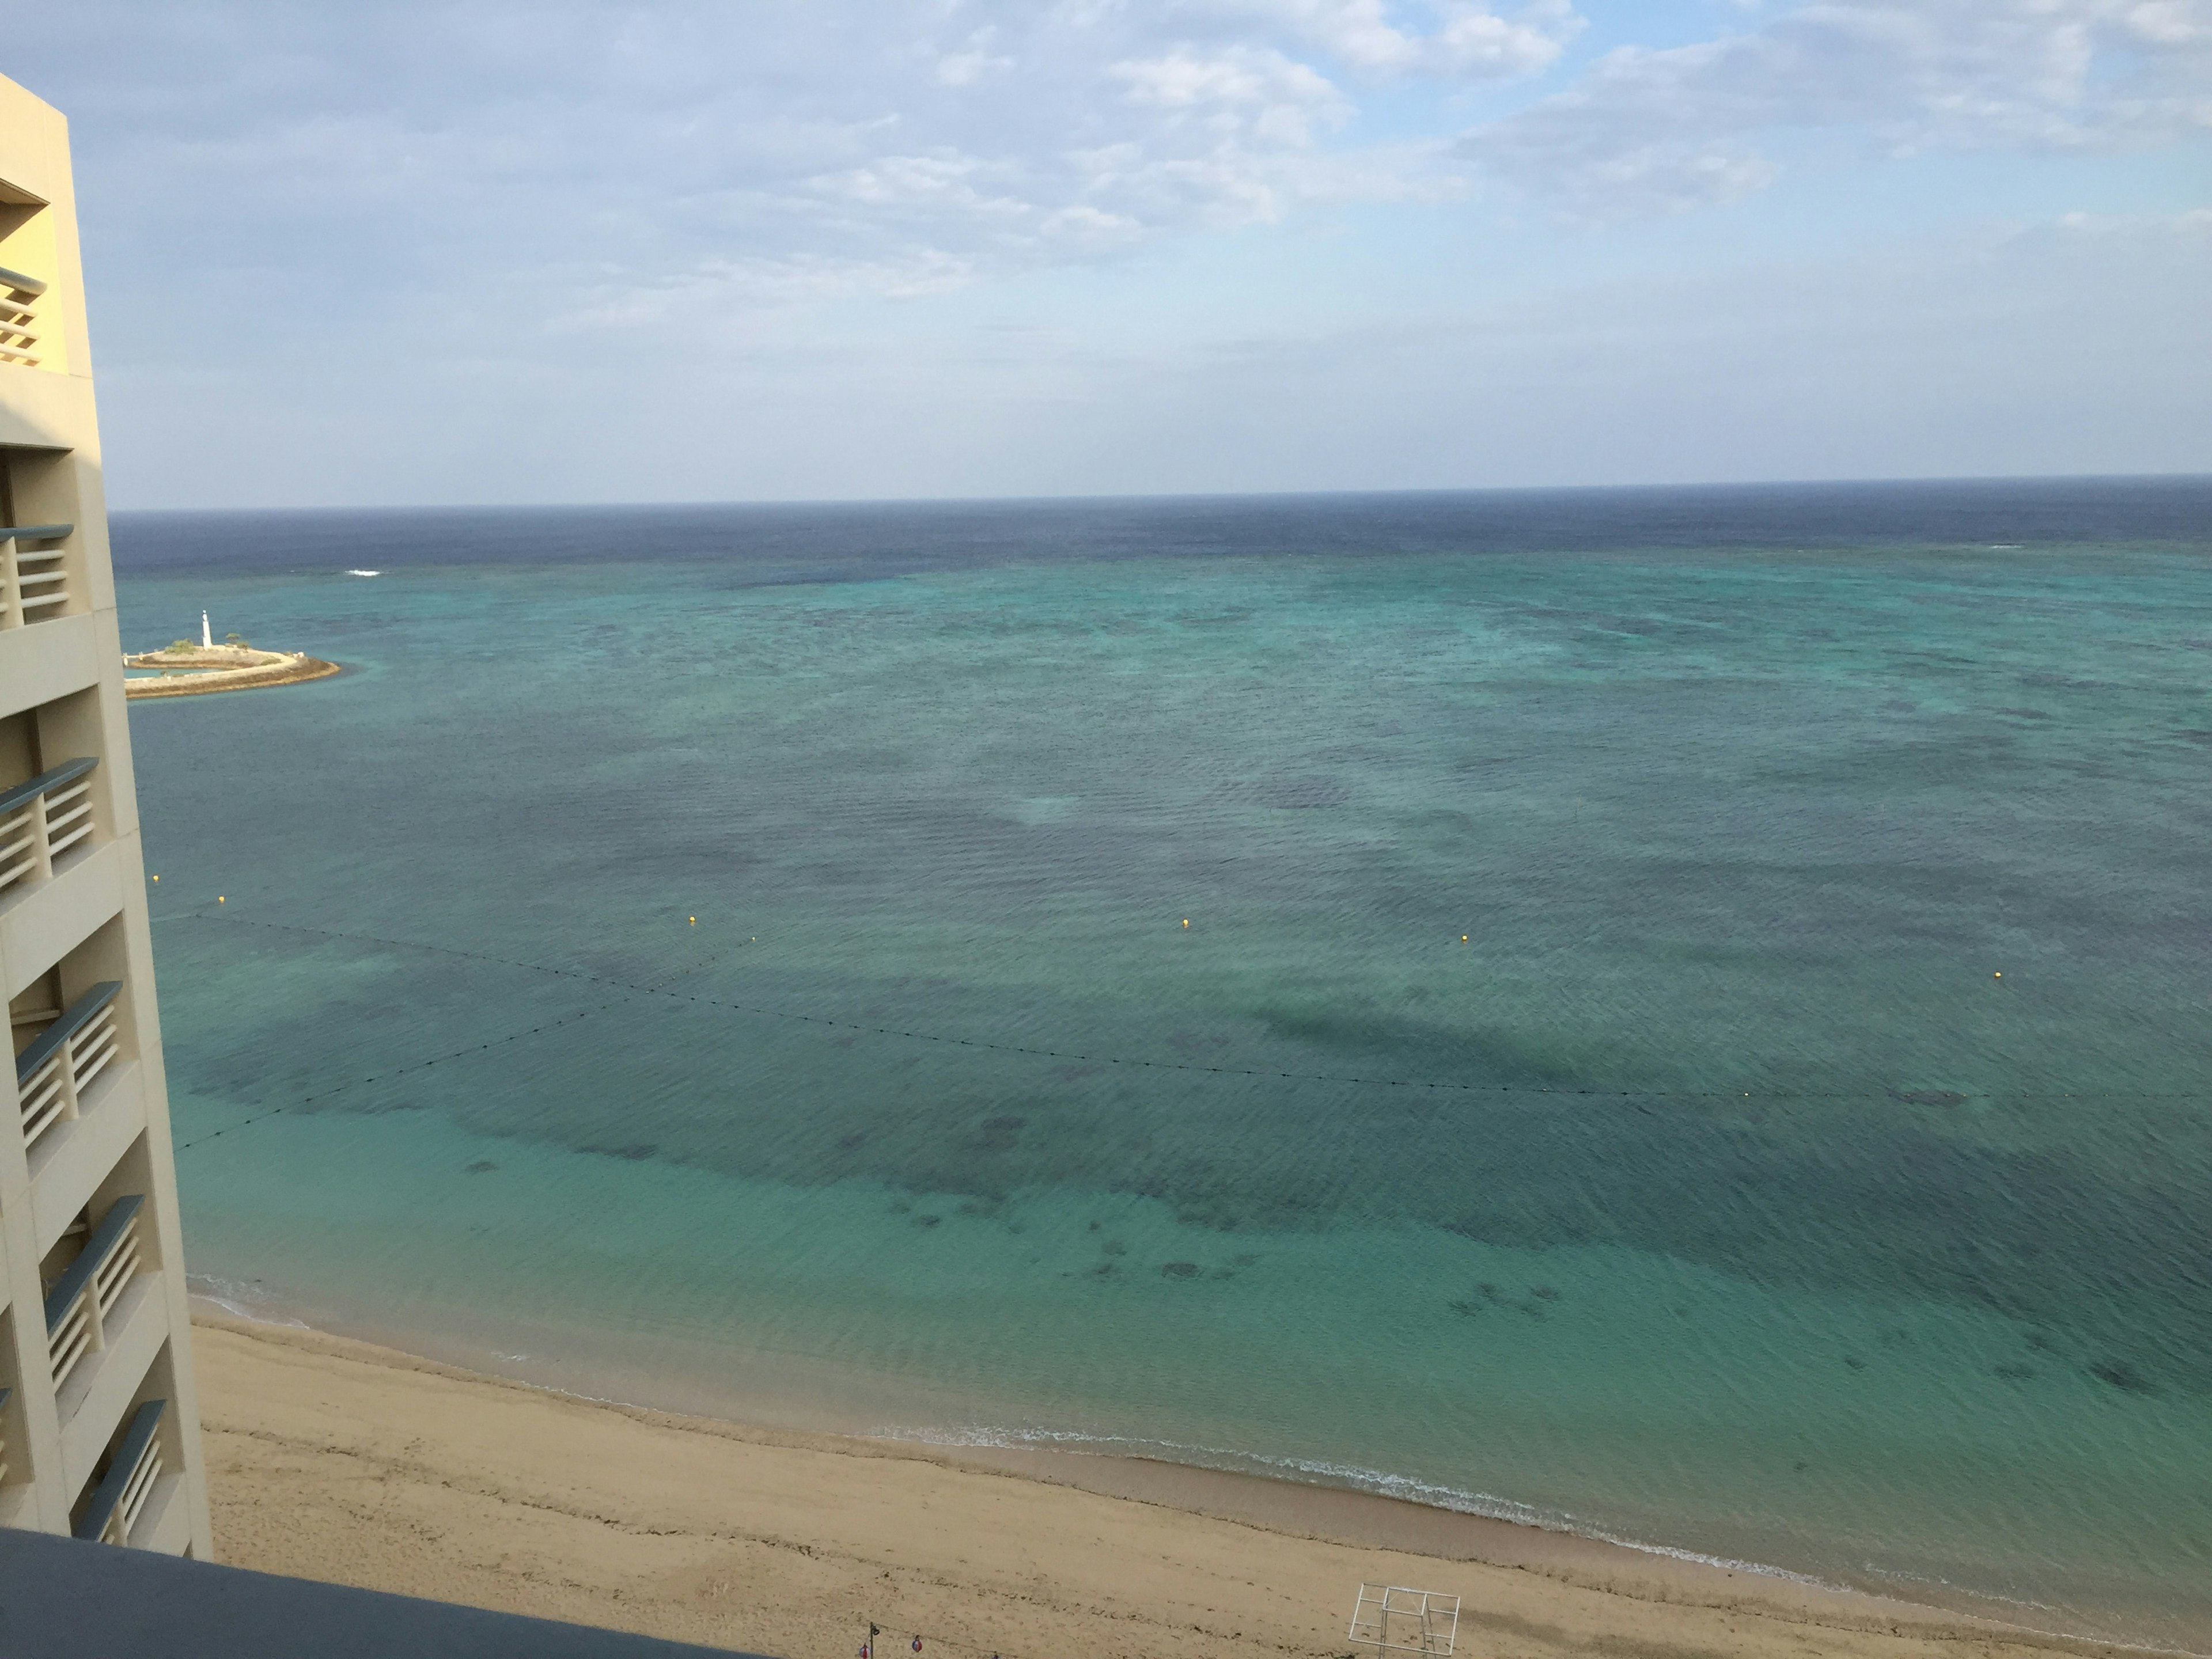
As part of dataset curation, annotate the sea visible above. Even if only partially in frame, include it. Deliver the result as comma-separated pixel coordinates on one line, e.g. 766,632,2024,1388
111,480,2212,1649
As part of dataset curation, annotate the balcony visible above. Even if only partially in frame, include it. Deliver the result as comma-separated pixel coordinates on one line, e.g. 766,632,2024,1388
74,1396,165,1546
0,264,41,369
0,1382,11,1483
0,754,97,899
17,977,120,1156
46,1192,143,1397
0,522,72,627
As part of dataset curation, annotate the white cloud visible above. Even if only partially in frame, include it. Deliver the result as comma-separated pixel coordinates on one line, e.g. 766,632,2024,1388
1463,0,2212,216
9,0,2206,505
1213,1,1581,78
29,1,1520,343
112,207,2212,506
806,152,1031,219
1113,41,1339,108
937,27,1018,85
1111,43,1352,143
1039,203,1149,247
2053,203,2212,233
558,246,985,332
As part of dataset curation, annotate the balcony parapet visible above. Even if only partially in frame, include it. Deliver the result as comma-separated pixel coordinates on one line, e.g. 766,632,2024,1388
0,754,97,899
0,523,74,626
17,976,120,1154
45,1192,143,1395
73,1397,164,1546
0,264,44,370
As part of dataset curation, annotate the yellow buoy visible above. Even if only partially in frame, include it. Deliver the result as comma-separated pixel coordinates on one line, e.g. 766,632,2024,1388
1994,971,2002,978
217,896,225,903
1461,934,1468,942
1182,919,1190,928
689,916,696,925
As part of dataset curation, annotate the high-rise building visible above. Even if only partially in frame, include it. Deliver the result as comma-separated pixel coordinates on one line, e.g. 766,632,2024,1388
0,73,213,1556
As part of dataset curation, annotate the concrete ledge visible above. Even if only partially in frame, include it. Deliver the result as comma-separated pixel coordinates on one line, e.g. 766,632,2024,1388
29,1059,146,1257
0,364,94,450
0,1522,763,1658
0,833,123,1000
0,609,99,721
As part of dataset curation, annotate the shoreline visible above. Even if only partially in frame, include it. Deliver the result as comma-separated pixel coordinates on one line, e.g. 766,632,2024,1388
187,1301,2193,1659
124,650,342,699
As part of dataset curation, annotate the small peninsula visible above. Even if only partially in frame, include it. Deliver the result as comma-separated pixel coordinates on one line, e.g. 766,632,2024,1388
124,638,342,699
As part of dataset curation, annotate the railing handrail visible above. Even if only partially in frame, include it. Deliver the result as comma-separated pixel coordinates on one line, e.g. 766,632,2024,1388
0,523,71,541
0,264,47,298
0,755,97,822
73,1397,164,1541
16,977,120,1084
43,1192,143,1332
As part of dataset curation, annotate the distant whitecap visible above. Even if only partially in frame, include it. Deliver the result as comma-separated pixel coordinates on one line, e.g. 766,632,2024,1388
346,568,381,576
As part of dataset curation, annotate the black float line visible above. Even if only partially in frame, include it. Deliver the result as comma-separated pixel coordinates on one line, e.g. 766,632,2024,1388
173,940,727,1152
165,910,2119,1108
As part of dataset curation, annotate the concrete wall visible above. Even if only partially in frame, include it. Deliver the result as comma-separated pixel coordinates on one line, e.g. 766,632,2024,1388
0,70,213,1560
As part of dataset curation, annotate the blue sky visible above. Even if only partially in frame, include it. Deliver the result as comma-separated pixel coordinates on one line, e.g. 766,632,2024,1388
13,1,2211,507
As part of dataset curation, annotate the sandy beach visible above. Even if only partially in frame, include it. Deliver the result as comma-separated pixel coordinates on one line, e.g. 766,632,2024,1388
191,1311,2146,1659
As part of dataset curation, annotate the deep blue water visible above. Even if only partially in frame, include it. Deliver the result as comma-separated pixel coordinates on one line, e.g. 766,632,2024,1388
115,480,2212,1646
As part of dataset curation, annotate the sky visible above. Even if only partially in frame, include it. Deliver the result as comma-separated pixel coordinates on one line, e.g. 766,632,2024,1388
12,1,2212,508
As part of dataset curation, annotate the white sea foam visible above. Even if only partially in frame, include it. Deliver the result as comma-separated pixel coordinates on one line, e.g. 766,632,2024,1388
870,1420,1838,1589
884,1422,2206,1650
188,1272,313,1328
346,568,381,576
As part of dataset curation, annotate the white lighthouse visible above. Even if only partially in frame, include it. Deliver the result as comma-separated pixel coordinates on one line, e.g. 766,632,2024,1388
202,609,213,648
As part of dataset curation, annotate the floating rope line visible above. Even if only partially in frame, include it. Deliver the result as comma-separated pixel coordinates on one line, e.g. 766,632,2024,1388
172,941,726,1152
154,908,2136,1108
171,909,1712,1099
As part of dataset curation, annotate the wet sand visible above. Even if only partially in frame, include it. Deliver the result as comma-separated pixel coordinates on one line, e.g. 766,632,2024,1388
192,1312,2150,1659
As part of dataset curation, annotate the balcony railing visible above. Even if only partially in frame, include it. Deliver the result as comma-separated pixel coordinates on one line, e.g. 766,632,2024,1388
0,1384,12,1485
17,978,122,1154
0,264,43,369
0,755,98,897
0,524,72,626
45,1193,145,1396
75,1397,165,1546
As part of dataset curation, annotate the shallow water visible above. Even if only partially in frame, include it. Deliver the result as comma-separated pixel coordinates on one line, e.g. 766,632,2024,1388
117,484,2212,1647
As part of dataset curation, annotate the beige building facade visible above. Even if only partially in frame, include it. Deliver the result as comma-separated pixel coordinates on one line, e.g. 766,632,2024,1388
0,72,213,1556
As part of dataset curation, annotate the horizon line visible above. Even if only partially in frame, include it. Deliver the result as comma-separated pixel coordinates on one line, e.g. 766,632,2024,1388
104,469,2212,519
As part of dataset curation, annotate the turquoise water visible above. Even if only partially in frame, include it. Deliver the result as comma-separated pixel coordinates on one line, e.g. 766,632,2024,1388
119,493,2212,1646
